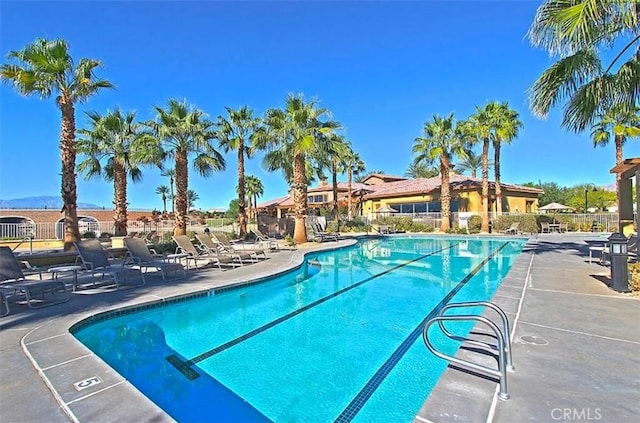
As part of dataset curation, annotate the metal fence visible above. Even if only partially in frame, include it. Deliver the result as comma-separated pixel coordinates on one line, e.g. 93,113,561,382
0,218,235,241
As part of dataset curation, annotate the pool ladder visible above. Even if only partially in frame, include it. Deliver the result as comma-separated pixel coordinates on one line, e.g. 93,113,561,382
422,301,514,400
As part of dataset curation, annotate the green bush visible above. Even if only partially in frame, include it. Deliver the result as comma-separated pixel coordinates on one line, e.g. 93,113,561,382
492,214,538,234
99,232,113,239
153,241,177,255
81,231,96,239
467,215,482,234
446,225,468,234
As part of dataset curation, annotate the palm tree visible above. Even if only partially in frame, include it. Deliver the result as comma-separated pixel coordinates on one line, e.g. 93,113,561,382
592,104,640,194
405,158,439,178
455,149,484,178
257,93,340,243
413,113,466,232
492,103,523,215
527,1,640,132
186,189,199,211
156,185,170,213
344,150,366,221
145,99,225,236
77,109,157,236
216,106,261,239
245,175,264,220
161,168,176,214
469,102,499,232
315,133,351,224
1,38,113,250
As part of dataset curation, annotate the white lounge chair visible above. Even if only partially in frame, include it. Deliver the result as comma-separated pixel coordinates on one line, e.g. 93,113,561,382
124,237,186,281
74,239,145,289
0,246,69,310
173,235,239,270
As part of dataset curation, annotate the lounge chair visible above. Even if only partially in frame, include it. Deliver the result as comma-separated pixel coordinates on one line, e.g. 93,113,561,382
250,228,279,250
205,233,265,261
74,239,145,289
144,230,160,245
124,237,186,281
172,235,238,270
308,222,340,242
0,246,69,310
502,222,520,235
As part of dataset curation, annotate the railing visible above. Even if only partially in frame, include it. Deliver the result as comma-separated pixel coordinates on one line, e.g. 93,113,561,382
423,301,514,400
0,219,235,241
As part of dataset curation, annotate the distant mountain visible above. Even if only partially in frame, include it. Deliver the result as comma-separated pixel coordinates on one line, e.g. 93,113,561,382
0,196,104,209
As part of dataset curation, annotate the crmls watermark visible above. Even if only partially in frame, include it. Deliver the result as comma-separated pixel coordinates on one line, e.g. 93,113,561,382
551,408,602,421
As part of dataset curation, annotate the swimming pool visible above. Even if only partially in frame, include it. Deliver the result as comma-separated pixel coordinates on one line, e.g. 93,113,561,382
72,236,525,422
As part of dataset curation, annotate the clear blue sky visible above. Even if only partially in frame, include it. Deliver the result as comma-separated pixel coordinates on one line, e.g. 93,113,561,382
1,1,635,211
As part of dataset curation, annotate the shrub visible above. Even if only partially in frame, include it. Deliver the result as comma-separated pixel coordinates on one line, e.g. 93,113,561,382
467,215,482,234
492,214,538,234
446,225,468,234
81,230,96,239
99,232,113,239
153,241,177,255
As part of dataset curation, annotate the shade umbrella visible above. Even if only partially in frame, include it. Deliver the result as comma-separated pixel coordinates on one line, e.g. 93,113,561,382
376,205,398,214
538,202,573,213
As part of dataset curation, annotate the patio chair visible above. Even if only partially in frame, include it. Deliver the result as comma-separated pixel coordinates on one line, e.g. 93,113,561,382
124,237,186,281
308,221,340,242
540,222,550,233
0,246,69,310
172,235,238,270
74,239,145,289
207,233,266,261
251,228,279,250
502,222,520,235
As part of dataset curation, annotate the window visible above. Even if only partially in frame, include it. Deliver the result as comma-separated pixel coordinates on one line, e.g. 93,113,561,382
308,194,328,204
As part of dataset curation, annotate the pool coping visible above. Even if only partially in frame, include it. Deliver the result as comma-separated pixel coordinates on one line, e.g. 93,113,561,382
12,239,357,423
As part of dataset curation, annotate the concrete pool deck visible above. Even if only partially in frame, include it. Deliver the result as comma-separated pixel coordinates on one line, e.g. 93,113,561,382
1,234,638,422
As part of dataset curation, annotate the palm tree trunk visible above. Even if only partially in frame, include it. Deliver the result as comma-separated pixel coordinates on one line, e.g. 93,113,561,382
170,176,175,214
59,101,81,250
615,134,623,204
162,194,167,213
113,161,128,236
292,151,308,243
174,150,189,236
440,156,451,232
471,169,477,178
332,159,339,224
481,138,490,233
494,140,503,216
253,194,258,220
347,168,353,221
237,144,248,239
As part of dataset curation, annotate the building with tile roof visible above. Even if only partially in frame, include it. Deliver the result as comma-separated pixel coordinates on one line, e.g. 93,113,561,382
256,173,543,220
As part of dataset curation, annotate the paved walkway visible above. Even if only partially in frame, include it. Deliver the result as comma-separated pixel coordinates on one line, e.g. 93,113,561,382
1,235,638,422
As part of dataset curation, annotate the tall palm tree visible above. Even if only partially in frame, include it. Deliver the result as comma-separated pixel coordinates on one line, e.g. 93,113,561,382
344,150,366,221
145,99,225,235
216,106,261,239
245,175,264,220
77,109,157,236
187,189,199,211
405,158,439,178
315,133,351,224
528,0,640,132
1,38,113,250
156,185,169,213
469,102,499,232
161,168,176,214
592,104,640,194
257,93,340,243
413,113,466,232
455,149,484,178
492,103,523,215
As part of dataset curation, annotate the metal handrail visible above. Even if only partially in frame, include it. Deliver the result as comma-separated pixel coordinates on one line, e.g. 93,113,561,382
437,301,514,372
423,315,511,400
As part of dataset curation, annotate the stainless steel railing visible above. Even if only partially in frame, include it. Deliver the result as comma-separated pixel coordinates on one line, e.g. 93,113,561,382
423,301,514,400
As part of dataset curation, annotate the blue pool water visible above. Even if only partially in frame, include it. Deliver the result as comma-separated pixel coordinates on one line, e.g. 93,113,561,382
73,236,525,422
